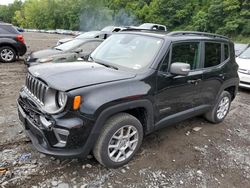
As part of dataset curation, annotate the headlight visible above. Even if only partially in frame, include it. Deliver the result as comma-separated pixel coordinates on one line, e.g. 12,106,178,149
39,57,53,63
57,91,67,108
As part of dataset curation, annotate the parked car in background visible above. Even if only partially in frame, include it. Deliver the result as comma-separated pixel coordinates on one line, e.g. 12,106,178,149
57,31,112,45
236,47,250,89
138,23,167,31
101,26,126,32
127,23,167,31
0,23,27,63
18,31,238,168
26,38,103,66
234,43,249,57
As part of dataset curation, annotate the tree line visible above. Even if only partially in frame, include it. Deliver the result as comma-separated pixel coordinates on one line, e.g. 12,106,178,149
0,0,249,38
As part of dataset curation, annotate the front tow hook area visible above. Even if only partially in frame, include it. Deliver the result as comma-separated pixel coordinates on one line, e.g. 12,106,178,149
39,115,53,130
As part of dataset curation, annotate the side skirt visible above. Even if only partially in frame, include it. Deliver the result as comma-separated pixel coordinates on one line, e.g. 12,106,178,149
154,105,211,131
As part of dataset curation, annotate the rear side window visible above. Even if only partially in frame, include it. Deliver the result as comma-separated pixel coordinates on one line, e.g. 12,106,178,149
171,42,200,70
0,24,19,34
224,44,229,60
204,43,221,68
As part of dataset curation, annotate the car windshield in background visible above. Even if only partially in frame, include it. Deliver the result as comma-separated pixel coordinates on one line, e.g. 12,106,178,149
91,34,163,70
76,31,100,39
138,23,153,29
239,47,250,59
55,39,84,51
101,26,114,32
235,43,249,56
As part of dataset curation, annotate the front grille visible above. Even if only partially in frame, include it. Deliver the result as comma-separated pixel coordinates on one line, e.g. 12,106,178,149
25,74,48,105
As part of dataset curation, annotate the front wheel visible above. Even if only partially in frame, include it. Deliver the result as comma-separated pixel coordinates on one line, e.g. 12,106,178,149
204,91,231,123
93,113,143,168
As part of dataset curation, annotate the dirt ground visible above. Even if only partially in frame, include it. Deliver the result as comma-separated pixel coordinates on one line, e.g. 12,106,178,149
0,32,250,188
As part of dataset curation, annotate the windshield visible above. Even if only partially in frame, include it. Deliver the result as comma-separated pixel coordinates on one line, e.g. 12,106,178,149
91,34,163,70
138,23,153,29
101,26,114,32
239,47,250,59
55,39,84,51
235,43,249,56
76,31,100,39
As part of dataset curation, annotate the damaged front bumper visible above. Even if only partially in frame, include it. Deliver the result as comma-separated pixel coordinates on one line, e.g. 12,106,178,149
17,89,94,158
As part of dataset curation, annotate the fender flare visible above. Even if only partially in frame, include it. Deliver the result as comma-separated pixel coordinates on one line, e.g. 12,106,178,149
216,78,239,102
83,99,154,154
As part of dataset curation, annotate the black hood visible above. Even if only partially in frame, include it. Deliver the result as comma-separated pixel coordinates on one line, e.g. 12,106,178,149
28,62,136,91
29,48,61,60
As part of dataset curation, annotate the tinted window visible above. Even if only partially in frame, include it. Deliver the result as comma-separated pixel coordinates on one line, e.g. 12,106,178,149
0,24,19,34
204,43,221,68
158,26,166,31
171,42,200,70
224,44,229,60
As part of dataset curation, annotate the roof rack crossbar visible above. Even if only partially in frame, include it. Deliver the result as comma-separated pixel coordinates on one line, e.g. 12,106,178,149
167,31,229,40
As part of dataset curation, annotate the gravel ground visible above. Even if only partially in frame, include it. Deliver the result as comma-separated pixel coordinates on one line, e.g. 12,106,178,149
0,32,250,188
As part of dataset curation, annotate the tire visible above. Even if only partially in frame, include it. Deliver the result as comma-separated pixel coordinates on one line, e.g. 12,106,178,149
204,91,231,124
93,113,143,168
0,46,16,63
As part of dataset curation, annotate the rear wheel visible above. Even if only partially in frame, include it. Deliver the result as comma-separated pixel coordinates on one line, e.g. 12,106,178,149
0,46,16,63
204,91,231,123
93,113,143,168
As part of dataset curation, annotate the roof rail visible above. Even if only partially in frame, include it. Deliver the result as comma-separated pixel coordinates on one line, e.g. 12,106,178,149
122,27,167,33
167,31,229,40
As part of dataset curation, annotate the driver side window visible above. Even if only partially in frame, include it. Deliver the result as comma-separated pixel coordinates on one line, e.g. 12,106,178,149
159,42,200,72
171,42,200,70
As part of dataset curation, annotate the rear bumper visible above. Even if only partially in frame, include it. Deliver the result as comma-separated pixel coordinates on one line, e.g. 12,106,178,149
16,42,27,56
17,90,95,158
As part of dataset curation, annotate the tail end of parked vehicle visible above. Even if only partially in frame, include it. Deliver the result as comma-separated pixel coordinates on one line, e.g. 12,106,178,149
16,34,25,44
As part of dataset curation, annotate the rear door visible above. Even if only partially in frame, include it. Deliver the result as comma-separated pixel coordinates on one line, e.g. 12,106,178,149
200,42,228,106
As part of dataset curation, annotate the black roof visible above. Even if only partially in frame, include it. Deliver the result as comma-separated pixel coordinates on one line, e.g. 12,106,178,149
120,29,230,42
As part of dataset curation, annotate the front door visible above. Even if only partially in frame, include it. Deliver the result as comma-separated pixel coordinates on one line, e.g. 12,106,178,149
155,41,203,121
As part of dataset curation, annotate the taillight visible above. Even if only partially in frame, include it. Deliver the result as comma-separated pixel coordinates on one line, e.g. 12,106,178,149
16,35,25,44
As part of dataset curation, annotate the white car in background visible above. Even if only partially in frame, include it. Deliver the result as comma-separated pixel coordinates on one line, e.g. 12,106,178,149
236,47,250,89
234,43,249,57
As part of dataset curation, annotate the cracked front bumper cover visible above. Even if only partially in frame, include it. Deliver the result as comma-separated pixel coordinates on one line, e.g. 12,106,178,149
17,102,92,158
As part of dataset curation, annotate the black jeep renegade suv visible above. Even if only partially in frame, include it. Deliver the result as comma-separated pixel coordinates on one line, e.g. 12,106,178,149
17,31,239,168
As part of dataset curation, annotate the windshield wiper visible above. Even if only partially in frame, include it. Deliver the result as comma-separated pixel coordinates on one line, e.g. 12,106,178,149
90,56,118,70
95,61,119,70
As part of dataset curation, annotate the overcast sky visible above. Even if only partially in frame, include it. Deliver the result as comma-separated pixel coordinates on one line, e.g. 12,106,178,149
0,0,25,5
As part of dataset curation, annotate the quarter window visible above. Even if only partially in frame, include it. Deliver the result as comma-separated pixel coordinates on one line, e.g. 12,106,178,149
204,43,221,68
171,42,200,70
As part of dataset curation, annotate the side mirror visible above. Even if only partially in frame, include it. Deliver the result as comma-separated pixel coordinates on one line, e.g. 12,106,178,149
170,62,190,76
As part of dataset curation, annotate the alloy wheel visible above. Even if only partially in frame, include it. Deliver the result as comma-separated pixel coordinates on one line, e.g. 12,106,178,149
108,125,139,163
